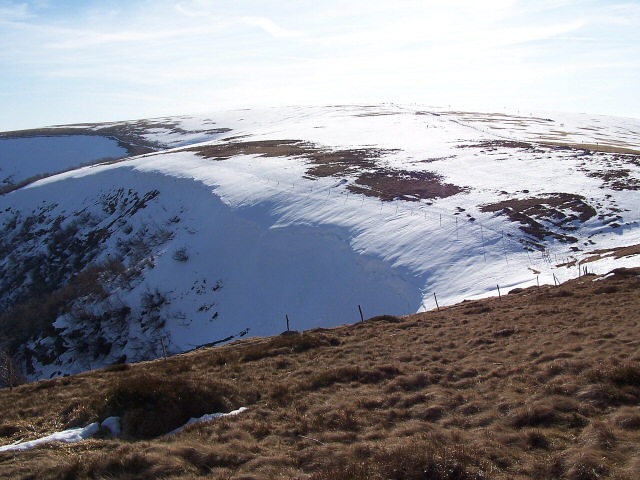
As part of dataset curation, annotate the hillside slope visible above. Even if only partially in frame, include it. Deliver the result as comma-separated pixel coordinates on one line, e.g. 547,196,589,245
0,105,639,380
0,268,639,479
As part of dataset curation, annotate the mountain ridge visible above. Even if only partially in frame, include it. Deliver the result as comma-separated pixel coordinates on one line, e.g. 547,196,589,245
0,104,639,380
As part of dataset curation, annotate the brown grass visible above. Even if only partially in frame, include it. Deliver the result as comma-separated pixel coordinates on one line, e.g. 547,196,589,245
0,267,639,479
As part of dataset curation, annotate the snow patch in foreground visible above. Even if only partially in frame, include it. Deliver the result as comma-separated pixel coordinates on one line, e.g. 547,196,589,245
0,417,120,453
168,407,249,435
0,408,249,452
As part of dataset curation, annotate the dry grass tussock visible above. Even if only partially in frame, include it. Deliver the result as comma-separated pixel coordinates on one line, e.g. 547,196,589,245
0,268,639,479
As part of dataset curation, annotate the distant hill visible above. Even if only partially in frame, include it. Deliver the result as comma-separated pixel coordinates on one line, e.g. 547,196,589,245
0,105,638,380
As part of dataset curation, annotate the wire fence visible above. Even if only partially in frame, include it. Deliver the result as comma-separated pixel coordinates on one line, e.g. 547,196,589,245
222,167,581,277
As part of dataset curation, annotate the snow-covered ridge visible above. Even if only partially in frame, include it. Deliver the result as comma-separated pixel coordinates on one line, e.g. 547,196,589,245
1,105,639,380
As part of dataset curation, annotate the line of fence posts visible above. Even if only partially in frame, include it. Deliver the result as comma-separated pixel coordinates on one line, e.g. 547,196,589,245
238,171,594,319
267,171,565,271
255,166,580,269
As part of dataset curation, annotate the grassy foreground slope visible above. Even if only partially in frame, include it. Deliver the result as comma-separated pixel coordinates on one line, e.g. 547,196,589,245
1,268,639,479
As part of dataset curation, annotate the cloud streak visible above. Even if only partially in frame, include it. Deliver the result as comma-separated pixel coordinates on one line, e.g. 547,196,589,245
0,0,638,130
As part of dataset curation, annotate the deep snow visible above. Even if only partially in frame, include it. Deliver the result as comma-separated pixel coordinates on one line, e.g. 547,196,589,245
0,135,127,185
1,105,639,379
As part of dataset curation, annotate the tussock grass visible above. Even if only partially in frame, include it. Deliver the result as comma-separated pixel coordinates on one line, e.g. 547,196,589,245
101,374,240,439
0,267,639,479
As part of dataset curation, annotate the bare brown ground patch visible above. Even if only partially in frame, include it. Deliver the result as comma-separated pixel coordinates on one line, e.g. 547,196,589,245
585,165,640,191
188,139,315,160
347,170,466,201
1,268,639,479
581,244,640,264
481,193,597,244
190,139,464,202
540,141,640,156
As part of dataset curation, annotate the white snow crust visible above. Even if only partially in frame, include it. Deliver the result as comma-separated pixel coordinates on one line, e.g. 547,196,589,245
0,135,127,185
1,105,639,379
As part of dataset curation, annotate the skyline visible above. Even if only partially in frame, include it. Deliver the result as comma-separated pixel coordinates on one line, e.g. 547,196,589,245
1,0,639,131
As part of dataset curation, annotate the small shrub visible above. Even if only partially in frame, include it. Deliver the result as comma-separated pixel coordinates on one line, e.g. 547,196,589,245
172,247,189,262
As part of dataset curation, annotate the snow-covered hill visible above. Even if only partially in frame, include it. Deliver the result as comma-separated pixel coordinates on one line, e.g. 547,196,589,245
1,105,639,380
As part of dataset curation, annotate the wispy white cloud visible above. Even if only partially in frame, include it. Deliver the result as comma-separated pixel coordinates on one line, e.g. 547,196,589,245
0,1,31,21
0,0,638,130
241,16,305,38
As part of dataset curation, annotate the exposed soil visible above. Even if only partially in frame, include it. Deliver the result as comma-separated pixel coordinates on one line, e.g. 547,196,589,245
481,193,598,244
189,139,315,160
456,140,540,151
347,170,466,201
580,243,640,264
1,267,639,479
191,139,464,202
0,119,232,157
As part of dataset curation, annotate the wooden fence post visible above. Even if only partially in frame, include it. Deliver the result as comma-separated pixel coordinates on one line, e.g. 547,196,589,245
8,359,13,393
358,305,364,322
160,338,168,362
433,292,440,311
286,314,290,332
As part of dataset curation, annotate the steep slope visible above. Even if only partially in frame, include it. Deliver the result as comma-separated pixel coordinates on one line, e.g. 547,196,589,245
0,268,639,479
1,105,639,380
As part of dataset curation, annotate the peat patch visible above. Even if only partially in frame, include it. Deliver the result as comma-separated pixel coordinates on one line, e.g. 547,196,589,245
481,193,597,245
191,139,464,201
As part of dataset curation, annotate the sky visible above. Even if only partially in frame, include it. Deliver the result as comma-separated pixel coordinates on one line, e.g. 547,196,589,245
1,0,639,131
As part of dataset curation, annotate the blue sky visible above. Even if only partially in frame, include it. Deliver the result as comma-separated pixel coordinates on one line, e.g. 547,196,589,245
1,0,639,131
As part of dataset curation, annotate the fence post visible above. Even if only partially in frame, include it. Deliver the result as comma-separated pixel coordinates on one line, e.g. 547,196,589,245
358,305,364,322
433,292,440,311
286,314,290,332
160,338,168,362
497,284,501,300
